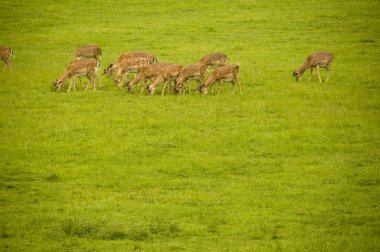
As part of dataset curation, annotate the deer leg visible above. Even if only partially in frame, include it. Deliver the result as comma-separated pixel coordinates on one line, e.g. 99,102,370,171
187,80,191,94
140,80,148,94
96,74,102,88
68,78,74,92
236,77,242,94
307,68,313,81
231,81,236,95
326,64,331,82
316,65,322,83
161,81,168,96
218,82,221,95
78,76,84,88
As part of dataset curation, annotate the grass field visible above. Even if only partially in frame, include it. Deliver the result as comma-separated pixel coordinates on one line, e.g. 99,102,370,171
0,0,379,251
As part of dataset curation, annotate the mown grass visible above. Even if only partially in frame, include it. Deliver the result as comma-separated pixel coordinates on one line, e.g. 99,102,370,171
0,0,379,251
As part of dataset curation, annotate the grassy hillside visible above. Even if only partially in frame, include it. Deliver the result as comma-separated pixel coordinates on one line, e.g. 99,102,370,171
0,0,379,251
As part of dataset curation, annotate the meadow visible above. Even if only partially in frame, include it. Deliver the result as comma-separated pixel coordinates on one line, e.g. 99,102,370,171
0,0,379,251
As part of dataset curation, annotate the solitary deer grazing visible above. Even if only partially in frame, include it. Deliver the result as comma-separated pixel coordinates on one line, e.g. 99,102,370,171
199,53,229,68
113,57,150,87
128,62,173,93
74,45,102,61
0,46,15,72
104,51,157,79
292,52,334,83
199,64,241,95
175,63,208,94
148,64,183,95
53,59,99,92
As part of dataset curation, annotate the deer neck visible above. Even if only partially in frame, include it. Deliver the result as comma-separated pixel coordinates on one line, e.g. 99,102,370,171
58,71,71,83
297,63,309,76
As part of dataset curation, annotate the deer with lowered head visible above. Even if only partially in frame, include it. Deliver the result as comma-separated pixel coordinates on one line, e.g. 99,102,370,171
104,51,157,79
113,57,151,87
199,64,241,95
74,44,102,61
148,64,183,95
128,62,173,93
0,46,15,73
175,63,208,94
292,52,334,83
53,59,100,92
199,53,229,68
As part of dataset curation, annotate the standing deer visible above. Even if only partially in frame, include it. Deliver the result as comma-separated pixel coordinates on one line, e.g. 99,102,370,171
113,57,150,87
292,52,334,83
74,44,102,61
199,64,241,95
0,46,15,73
199,53,229,68
104,51,157,79
128,62,173,93
148,64,183,95
175,63,208,94
53,59,99,92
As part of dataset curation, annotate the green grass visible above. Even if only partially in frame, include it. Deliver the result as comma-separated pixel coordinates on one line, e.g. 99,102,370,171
0,0,379,251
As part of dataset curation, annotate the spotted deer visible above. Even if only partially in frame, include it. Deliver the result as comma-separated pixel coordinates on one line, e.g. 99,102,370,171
128,62,173,93
0,46,15,72
292,52,334,83
53,59,100,92
74,44,102,61
199,64,241,95
175,63,208,94
113,57,151,87
148,64,183,95
104,51,157,79
199,53,229,68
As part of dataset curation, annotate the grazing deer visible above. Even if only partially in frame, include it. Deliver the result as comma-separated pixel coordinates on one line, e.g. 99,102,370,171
199,64,241,95
292,52,334,83
104,51,157,79
175,63,208,94
70,59,103,89
148,64,183,95
199,53,229,68
113,57,150,87
53,59,99,92
128,62,173,93
0,46,15,73
74,44,102,61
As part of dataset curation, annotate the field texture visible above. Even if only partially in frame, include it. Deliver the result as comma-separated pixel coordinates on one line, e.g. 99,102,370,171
0,0,379,251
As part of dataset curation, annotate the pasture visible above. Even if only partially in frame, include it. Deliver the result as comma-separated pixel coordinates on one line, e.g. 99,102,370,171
0,0,379,250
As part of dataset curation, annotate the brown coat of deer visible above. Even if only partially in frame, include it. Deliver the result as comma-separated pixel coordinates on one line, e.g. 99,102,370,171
148,64,183,95
74,45,102,61
53,59,99,92
199,53,229,68
104,51,157,79
292,52,334,82
128,62,173,93
113,57,150,87
175,63,208,94
0,46,14,72
200,64,241,95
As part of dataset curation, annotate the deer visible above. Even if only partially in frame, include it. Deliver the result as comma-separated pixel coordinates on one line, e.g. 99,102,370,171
199,64,241,95
74,44,102,61
128,62,173,93
103,51,157,79
148,64,183,95
199,53,229,68
0,46,15,73
175,63,208,94
292,52,334,83
113,57,151,87
53,59,100,92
